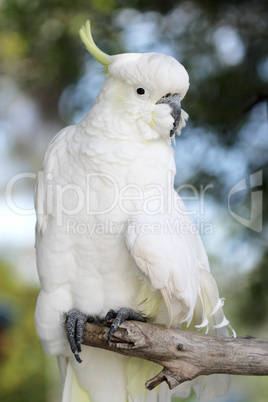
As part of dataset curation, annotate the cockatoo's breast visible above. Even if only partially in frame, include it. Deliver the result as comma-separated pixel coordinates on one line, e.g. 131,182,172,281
42,126,177,316
71,124,176,197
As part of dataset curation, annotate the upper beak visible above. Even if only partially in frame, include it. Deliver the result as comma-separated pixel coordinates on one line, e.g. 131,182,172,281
156,94,181,137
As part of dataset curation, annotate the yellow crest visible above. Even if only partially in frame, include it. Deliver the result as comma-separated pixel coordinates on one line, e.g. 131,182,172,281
79,20,110,71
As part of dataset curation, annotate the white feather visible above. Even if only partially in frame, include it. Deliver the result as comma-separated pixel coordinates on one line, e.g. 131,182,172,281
57,355,68,384
62,360,90,402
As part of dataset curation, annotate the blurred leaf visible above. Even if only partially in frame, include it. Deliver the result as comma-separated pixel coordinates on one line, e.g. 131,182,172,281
0,260,47,402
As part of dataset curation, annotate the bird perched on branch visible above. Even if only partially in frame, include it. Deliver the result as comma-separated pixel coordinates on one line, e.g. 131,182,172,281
35,20,235,402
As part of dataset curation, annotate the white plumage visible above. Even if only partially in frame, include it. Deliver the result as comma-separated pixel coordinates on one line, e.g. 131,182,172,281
35,21,235,402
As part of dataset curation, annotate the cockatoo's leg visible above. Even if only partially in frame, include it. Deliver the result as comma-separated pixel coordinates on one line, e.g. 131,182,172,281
105,308,146,344
66,309,100,363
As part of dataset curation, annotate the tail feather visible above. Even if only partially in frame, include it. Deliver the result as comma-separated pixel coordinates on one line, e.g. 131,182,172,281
185,269,235,400
195,269,235,337
194,374,232,400
62,360,90,402
57,355,68,385
127,359,162,402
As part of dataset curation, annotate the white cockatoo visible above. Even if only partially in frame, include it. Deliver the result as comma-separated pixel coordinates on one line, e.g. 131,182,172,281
35,21,235,402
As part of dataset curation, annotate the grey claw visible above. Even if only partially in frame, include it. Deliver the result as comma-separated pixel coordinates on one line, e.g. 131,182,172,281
66,309,88,363
106,308,146,344
104,309,117,325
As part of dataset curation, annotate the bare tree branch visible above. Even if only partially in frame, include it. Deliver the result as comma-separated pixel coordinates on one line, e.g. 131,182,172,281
82,321,268,390
223,91,268,132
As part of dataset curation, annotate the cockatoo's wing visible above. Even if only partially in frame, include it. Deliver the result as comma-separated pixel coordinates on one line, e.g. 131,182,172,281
125,191,235,400
126,213,198,327
35,125,75,244
125,192,235,335
35,125,78,356
35,125,93,401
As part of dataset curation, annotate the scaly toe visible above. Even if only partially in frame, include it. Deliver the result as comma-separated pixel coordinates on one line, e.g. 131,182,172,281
106,308,146,344
66,309,88,363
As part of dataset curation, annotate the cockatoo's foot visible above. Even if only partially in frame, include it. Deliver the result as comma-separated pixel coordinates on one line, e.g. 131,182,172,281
104,308,146,344
65,309,99,363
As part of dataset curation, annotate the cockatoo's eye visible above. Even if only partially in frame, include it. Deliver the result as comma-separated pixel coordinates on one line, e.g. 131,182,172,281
137,87,145,95
135,86,149,99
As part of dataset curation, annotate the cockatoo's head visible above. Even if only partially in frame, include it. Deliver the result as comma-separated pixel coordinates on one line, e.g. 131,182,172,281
80,21,189,140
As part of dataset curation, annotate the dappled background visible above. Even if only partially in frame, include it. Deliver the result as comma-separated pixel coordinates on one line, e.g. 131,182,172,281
0,0,267,401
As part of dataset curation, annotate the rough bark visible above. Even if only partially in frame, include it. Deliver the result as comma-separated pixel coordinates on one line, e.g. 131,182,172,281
82,321,268,390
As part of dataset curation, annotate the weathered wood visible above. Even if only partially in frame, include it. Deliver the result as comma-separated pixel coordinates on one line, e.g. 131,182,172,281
82,321,268,390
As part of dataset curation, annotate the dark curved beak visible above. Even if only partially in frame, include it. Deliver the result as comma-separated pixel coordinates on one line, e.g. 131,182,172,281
156,94,181,137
